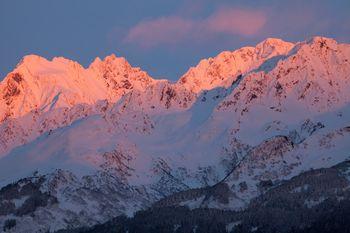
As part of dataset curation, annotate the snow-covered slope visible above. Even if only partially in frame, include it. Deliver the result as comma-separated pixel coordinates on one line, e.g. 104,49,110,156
0,37,350,232
0,54,157,156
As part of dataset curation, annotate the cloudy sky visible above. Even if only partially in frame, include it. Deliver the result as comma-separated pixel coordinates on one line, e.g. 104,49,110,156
1,0,350,81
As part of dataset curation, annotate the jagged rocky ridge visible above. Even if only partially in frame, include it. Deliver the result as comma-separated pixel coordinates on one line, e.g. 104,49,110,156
0,37,350,232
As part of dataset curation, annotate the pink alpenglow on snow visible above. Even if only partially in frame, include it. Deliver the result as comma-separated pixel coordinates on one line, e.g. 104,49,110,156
0,35,350,232
1,1,350,232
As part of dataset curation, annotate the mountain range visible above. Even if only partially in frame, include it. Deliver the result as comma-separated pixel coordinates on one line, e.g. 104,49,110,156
0,36,350,233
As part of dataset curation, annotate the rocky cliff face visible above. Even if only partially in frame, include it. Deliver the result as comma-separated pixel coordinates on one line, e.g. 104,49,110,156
0,37,350,232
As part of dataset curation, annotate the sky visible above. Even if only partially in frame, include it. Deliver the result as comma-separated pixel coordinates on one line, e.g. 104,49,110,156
1,0,350,81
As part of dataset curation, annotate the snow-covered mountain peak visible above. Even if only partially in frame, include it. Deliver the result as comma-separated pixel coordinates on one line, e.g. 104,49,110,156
255,37,294,58
290,36,342,57
0,53,156,123
216,36,350,127
17,54,47,66
88,54,157,103
306,36,338,48
89,54,130,71
16,54,83,74
256,37,293,47
178,38,295,94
